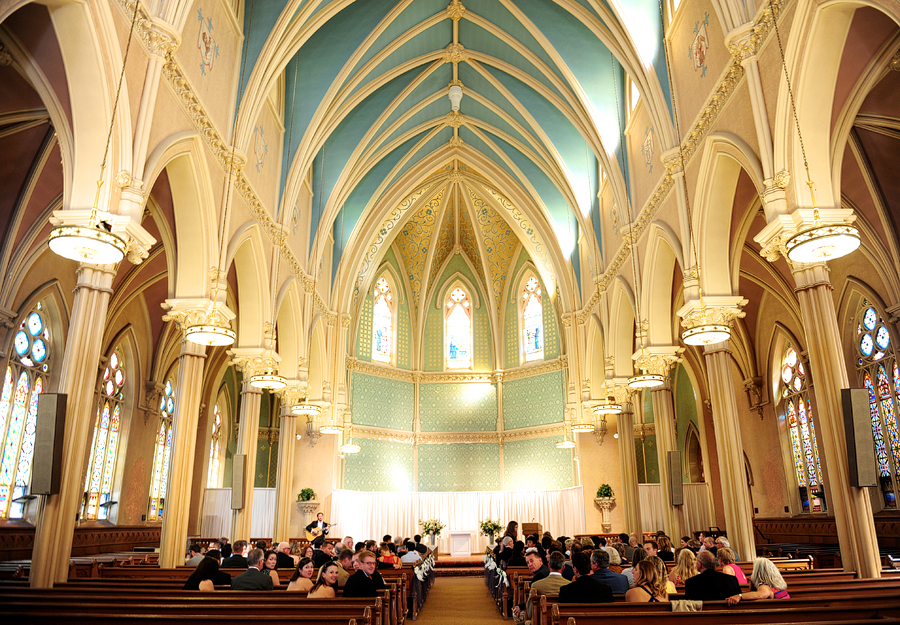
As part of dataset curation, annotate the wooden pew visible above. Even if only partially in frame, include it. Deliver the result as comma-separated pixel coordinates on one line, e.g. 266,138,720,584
3,610,368,625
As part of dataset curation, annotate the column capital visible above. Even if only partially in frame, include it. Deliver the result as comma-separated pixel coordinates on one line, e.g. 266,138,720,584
50,208,157,265
161,298,236,335
676,295,748,331
229,347,281,378
726,22,761,63
633,345,683,376
754,206,858,262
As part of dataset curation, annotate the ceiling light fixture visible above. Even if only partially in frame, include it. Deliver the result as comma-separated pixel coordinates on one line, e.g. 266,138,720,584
593,397,623,416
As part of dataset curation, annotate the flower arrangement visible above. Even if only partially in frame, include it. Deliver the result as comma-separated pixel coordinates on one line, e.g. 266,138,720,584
297,488,316,502
419,518,446,537
479,518,504,537
596,484,614,498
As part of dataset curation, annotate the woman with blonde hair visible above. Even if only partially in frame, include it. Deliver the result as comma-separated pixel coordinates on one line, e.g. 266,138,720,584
726,557,789,604
625,560,669,602
647,555,676,594
669,548,698,586
718,547,748,584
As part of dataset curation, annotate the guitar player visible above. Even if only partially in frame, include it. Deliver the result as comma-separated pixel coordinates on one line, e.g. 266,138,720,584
305,512,330,547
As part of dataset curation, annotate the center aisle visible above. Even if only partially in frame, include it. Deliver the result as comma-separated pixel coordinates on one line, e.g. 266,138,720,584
416,576,506,624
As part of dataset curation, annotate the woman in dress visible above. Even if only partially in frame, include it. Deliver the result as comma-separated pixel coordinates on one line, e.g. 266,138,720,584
621,546,647,588
286,557,315,592
301,544,315,560
718,547,748,584
727,558,790,604
647,555,677,594
262,550,282,587
182,556,219,591
669,547,698,586
625,560,669,603
308,561,340,598
657,535,675,562
289,541,303,566
504,521,518,540
377,542,401,568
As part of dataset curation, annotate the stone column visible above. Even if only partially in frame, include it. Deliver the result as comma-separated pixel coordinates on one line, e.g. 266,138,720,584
231,380,263,542
616,390,642,537
158,339,208,568
273,385,302,542
30,264,116,587
793,263,880,577
703,341,757,563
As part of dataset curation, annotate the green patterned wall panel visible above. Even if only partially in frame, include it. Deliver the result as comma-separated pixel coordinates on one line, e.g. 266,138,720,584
423,299,442,371
351,372,414,431
502,370,565,429
543,286,559,359
417,443,501,491
474,302,491,370
397,296,411,369
638,388,660,483
356,293,373,361
344,438,414,491
674,364,699,481
419,383,497,431
503,437,574,490
504,294,518,369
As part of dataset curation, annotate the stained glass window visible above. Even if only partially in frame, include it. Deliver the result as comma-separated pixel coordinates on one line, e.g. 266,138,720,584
207,404,222,488
81,349,125,521
148,379,175,521
0,304,51,519
854,303,899,509
445,286,472,369
371,276,393,363
521,275,544,362
779,345,825,513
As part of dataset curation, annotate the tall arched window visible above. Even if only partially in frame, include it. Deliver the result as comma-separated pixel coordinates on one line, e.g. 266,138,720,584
371,276,393,363
521,275,544,362
148,379,175,521
207,404,222,488
445,286,472,370
81,349,125,521
779,345,826,512
0,304,51,519
854,302,900,509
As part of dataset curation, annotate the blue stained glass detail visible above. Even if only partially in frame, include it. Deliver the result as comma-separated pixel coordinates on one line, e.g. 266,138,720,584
861,334,874,356
876,326,890,350
876,365,900,475
27,313,42,336
13,332,28,356
31,339,46,363
864,307,878,330
865,373,891,478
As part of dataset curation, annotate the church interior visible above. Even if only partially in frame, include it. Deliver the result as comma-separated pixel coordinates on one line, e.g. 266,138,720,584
0,0,899,590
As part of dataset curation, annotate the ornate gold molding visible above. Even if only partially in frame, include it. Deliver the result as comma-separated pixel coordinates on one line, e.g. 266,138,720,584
500,356,567,382
345,356,566,383
727,0,784,63
352,422,565,445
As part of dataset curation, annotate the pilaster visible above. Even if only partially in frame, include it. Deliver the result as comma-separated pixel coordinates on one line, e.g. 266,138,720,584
613,379,641,537
229,354,266,542
30,264,116,587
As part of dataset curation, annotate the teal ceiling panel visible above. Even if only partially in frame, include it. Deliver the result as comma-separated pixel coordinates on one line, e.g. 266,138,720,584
349,0,449,74
385,126,454,189
377,64,453,134
381,98,449,149
458,98,532,155
457,127,527,194
457,64,532,135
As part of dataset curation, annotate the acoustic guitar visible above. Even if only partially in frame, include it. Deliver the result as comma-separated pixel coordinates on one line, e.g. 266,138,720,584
305,523,330,542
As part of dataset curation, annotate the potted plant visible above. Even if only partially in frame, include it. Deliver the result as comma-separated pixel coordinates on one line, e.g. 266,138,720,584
419,518,446,546
479,518,503,541
297,488,316,502
596,484,614,499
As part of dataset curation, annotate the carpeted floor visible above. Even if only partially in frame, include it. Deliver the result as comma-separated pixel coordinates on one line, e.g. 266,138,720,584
417,576,506,624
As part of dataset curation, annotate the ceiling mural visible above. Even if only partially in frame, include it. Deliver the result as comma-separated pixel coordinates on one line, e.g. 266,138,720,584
466,182,516,314
457,190,486,292
394,186,444,314
427,188,457,296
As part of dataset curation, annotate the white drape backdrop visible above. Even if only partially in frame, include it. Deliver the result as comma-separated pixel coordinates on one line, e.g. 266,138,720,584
330,487,586,554
638,483,713,534
200,488,276,539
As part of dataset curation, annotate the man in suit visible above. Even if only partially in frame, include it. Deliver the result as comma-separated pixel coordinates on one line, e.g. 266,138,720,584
343,550,387,597
522,551,571,624
305,512,329,547
313,540,337,568
274,542,294,568
589,549,629,595
619,533,635,562
221,540,249,568
684,550,741,601
336,549,355,588
231,549,274,590
512,549,549,620
559,551,614,604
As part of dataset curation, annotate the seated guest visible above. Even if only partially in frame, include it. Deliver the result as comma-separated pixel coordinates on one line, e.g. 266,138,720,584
504,521,519,541
559,550,613,604
344,550,387,597
364,539,377,552
202,550,232,586
619,533,635,561
185,544,204,566
589,549,629,595
669,547,698,586
684,550,741,601
540,535,552,551
336,549,355,587
613,542,627,565
288,541,303,566
680,536,691,550
219,537,232,559
415,543,428,557
526,534,538,549
687,538,702,553
231,549,274,590
255,540,267,551
343,536,355,551
313,540,337,568
261,550,282,587
286,557,315,592
647,555,677,594
507,541,526,567
549,542,575,580
495,536,514,567
702,536,718,556
718,547,748,584
355,541,366,552
400,540,422,564
520,550,571,623
275,541,295,568
642,540,659,558
599,536,621,566
698,531,709,550
716,536,738,562
183,556,222,591
625,560,669,603
727,557,790,604
377,542,401,568
413,534,422,547
511,548,549,618
221,540,249,568
657,536,675,562
383,534,392,544
621,546,647,588
207,540,223,554
309,561,340,598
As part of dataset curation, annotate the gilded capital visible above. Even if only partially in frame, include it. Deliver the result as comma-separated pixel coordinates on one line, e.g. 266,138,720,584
447,0,466,21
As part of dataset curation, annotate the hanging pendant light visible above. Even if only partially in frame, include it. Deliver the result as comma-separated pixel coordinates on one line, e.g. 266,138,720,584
785,211,860,263
571,420,595,434
339,423,360,453
185,309,236,346
292,401,322,417
556,436,576,449
49,3,142,265
593,396,623,416
627,372,665,389
250,367,287,390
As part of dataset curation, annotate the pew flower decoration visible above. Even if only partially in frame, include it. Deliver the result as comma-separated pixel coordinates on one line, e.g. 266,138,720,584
419,518,446,537
479,518,503,538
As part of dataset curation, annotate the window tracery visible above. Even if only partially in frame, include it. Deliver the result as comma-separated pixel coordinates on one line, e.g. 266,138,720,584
521,275,544,362
82,349,125,521
779,345,826,513
855,302,900,509
445,286,472,370
0,304,51,519
148,379,175,521
372,276,393,364
207,404,222,488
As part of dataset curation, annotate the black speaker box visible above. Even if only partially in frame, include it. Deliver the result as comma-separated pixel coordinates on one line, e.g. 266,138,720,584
668,450,684,506
32,393,66,495
842,388,877,487
231,454,245,510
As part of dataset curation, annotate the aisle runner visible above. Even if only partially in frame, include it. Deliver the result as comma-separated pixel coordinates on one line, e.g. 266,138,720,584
417,577,506,624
